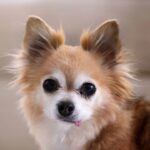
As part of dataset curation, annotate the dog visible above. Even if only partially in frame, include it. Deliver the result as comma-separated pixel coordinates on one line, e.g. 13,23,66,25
14,16,150,150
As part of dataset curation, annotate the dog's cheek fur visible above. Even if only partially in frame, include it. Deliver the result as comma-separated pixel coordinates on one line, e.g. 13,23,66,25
20,96,43,126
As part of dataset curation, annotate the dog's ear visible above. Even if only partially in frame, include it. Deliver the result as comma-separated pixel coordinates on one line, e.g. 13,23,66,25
80,20,121,67
23,16,65,63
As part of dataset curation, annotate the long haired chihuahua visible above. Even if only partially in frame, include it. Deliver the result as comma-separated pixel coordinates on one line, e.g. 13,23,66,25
14,16,150,150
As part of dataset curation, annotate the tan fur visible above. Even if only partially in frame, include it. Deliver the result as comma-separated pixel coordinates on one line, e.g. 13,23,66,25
20,97,43,124
14,16,150,150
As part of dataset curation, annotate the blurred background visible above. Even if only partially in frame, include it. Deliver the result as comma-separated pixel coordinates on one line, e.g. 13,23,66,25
0,0,150,150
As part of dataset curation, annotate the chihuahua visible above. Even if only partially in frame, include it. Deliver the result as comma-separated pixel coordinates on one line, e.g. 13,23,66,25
14,16,150,150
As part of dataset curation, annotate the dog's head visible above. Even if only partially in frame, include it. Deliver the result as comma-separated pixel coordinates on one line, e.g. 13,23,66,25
17,16,133,127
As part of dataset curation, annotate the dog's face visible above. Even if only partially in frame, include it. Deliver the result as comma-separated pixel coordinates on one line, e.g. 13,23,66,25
18,16,132,128
39,47,106,126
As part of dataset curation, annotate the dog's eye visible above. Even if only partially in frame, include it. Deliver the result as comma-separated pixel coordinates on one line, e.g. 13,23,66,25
43,79,60,92
80,82,96,98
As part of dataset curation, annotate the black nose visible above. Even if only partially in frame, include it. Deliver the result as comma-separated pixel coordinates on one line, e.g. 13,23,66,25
57,101,75,117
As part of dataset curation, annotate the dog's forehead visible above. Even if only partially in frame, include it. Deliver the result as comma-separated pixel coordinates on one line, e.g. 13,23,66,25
46,45,101,90
48,45,92,72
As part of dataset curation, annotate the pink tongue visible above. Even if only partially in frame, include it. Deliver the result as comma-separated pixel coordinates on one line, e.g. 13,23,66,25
74,121,81,127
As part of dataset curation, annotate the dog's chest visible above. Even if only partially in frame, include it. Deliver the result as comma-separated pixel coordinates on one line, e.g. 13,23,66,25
33,120,87,150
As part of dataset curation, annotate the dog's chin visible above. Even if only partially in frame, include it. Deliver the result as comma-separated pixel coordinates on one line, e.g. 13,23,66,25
57,115,82,127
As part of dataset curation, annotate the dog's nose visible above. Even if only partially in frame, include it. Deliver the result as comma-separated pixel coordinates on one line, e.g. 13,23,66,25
57,101,75,117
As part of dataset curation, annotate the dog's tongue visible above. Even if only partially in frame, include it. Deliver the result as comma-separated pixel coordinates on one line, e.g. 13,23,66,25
74,121,81,127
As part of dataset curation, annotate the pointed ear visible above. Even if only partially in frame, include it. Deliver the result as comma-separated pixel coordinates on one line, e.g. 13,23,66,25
80,20,121,67
23,16,65,63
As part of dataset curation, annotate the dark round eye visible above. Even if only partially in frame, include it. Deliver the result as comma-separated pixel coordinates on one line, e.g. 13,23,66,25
43,79,60,92
80,82,96,98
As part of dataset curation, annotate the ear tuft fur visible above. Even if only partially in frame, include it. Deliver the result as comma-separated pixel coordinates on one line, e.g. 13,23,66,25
80,30,91,50
52,28,65,48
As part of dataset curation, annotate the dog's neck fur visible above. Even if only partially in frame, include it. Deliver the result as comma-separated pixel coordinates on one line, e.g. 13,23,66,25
84,110,136,150
29,116,100,150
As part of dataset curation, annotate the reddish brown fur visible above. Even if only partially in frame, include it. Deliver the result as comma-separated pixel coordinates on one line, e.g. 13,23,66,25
16,16,150,150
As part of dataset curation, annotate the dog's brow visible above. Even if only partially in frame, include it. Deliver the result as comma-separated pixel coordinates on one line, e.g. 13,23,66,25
74,74,92,89
49,70,66,87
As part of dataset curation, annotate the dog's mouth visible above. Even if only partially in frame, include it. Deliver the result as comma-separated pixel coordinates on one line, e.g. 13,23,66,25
57,115,81,127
